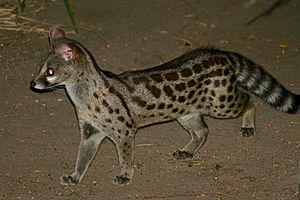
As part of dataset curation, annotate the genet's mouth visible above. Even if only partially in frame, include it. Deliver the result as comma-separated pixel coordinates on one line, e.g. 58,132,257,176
29,80,63,92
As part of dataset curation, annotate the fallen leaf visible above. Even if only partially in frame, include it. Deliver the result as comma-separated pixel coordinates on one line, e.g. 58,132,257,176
280,44,288,48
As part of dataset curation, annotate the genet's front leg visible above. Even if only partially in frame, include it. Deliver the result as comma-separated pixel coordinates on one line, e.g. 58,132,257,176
60,122,106,185
112,136,135,186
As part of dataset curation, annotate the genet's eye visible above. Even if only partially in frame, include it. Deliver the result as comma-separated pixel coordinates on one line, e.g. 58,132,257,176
45,67,55,76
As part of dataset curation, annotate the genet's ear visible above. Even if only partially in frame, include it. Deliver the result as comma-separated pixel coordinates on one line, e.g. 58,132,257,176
49,27,65,47
55,43,77,62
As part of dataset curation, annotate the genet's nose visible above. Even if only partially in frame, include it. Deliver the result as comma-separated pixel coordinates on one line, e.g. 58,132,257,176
30,80,36,88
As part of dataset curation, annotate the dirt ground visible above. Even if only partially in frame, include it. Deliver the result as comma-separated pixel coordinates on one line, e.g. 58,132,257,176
0,0,299,199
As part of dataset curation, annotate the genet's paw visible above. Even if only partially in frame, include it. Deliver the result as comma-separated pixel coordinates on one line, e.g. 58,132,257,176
60,173,80,186
173,150,193,160
113,175,131,186
240,127,256,137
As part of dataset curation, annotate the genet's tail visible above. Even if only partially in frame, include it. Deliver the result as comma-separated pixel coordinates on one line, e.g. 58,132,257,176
234,56,299,113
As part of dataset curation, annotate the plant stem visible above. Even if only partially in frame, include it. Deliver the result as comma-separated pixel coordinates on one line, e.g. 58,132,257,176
63,0,79,33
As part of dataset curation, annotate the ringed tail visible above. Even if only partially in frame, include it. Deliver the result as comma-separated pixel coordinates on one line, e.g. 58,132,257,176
233,54,299,113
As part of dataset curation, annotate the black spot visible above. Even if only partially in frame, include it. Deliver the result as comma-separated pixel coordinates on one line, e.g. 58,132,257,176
105,118,112,123
150,74,164,82
229,103,235,108
224,68,230,76
102,100,109,107
126,122,133,128
204,88,208,93
193,64,202,73
220,104,225,109
215,68,223,76
188,90,195,99
165,72,179,81
117,116,125,122
197,75,204,82
222,79,227,86
172,108,178,113
228,85,233,93
102,100,114,113
158,103,165,109
204,79,211,85
219,95,226,102
214,80,220,87
180,68,193,77
220,57,227,65
167,104,173,108
179,109,185,114
211,90,216,97
207,69,222,78
133,76,150,84
82,123,99,139
196,83,203,89
230,75,235,84
95,106,101,113
115,109,120,114
146,104,155,110
163,86,174,97
93,92,99,99
235,94,239,101
202,58,215,68
201,97,206,102
227,95,234,102
178,96,186,103
146,84,161,98
175,83,186,92
132,96,147,107
191,99,198,104
187,79,197,87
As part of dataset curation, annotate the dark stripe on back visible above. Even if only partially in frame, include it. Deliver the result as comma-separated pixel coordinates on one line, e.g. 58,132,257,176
109,86,132,119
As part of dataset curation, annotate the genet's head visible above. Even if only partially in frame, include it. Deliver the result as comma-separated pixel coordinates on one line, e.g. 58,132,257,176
30,27,86,91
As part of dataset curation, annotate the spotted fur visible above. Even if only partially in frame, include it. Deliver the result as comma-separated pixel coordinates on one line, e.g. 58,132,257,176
30,27,299,186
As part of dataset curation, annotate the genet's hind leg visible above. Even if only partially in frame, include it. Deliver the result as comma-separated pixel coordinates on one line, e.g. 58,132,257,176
173,113,208,160
240,100,256,137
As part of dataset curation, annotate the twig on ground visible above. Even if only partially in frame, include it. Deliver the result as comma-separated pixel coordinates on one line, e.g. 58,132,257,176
173,37,198,49
136,144,155,147
246,0,292,25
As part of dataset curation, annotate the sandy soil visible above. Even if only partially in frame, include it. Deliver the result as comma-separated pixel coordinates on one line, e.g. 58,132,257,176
0,0,299,199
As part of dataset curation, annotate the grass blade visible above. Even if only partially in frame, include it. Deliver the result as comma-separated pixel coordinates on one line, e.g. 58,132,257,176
63,0,79,33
